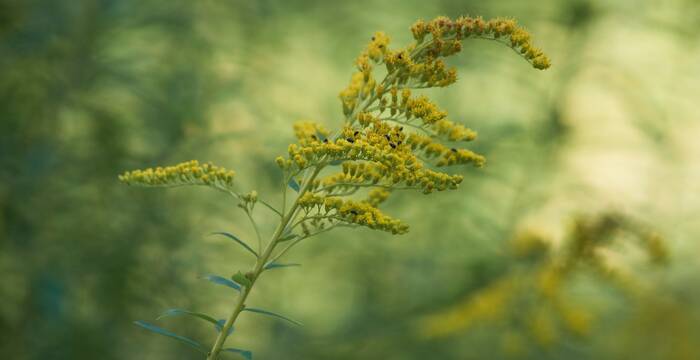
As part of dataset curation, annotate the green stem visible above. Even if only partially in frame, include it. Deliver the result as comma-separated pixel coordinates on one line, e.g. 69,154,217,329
244,208,263,253
266,224,341,266
206,167,323,360
313,182,418,194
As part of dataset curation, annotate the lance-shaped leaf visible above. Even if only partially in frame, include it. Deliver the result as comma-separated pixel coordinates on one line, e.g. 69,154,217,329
288,178,300,192
223,348,253,360
157,309,218,327
264,262,301,270
201,274,241,291
211,232,258,258
133,321,205,353
231,271,252,288
243,307,302,326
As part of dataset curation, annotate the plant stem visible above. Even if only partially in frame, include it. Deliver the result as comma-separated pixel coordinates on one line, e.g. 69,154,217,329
206,167,322,360
244,208,263,253
266,224,343,266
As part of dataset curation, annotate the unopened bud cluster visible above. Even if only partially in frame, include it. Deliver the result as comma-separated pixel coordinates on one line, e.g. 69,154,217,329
298,191,408,234
410,16,551,70
119,160,235,190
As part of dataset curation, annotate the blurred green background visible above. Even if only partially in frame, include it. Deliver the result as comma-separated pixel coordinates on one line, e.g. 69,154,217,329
2,0,699,359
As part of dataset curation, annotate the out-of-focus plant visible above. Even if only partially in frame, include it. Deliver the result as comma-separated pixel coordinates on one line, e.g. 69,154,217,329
119,16,549,359
420,212,668,357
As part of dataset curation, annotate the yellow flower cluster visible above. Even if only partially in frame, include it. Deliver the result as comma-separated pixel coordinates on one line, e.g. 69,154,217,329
325,16,548,202
376,89,479,144
118,160,235,190
366,188,391,206
296,190,406,234
399,94,447,124
283,121,450,184
434,119,477,142
321,161,384,189
293,121,330,146
341,16,550,114
410,16,551,70
407,133,485,167
325,196,408,234
363,31,391,62
339,72,376,117
274,16,550,238
384,53,458,87
328,157,463,194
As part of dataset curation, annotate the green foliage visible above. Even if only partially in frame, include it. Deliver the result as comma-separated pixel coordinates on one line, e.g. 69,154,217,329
242,308,303,326
211,232,259,258
157,309,220,328
202,275,242,291
263,263,301,270
134,321,206,354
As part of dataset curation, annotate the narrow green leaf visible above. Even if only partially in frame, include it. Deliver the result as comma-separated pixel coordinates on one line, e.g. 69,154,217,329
231,271,252,288
156,309,218,327
133,321,205,353
288,178,300,192
243,307,302,326
264,262,301,270
211,232,259,258
223,348,253,360
201,274,241,291
329,159,343,166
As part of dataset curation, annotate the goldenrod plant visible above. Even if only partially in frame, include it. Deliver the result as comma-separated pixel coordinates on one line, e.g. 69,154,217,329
419,212,668,357
119,16,550,359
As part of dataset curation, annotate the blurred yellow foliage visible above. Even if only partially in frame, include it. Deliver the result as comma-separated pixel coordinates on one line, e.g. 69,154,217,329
418,212,669,355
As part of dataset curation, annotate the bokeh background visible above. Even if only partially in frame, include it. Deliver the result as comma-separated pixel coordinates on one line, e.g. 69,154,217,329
2,0,699,359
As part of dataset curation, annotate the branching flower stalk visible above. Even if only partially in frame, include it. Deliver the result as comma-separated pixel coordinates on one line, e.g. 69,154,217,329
119,16,550,360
